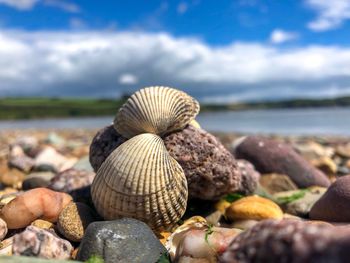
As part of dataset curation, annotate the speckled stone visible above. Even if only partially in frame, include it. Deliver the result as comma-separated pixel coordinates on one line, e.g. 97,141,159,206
89,125,242,200
31,219,54,230
0,218,7,241
310,175,350,222
236,159,260,195
163,125,241,200
219,219,350,263
234,136,330,188
76,218,166,263
48,168,95,204
12,226,73,259
57,202,96,242
89,125,127,172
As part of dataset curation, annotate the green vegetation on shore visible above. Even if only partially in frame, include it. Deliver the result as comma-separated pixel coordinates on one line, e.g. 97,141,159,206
1,95,350,120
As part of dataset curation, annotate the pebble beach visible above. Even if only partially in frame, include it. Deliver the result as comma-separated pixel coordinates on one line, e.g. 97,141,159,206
1,87,350,263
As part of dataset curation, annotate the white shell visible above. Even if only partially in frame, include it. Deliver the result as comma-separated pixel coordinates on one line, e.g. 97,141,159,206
91,133,188,230
114,86,200,138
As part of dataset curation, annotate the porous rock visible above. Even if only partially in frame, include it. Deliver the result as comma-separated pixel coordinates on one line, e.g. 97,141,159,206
236,159,260,195
219,219,350,263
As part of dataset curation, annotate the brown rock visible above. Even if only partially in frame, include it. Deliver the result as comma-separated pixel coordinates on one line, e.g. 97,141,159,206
310,175,350,222
219,219,350,263
163,125,241,200
89,125,127,172
234,136,330,188
57,202,96,242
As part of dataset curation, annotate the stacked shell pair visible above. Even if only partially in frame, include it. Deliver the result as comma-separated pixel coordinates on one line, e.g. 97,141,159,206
91,86,200,231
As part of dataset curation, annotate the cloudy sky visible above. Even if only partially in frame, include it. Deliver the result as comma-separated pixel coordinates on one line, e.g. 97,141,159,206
1,0,350,102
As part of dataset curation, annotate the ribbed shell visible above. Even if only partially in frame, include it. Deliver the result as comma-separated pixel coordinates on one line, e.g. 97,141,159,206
91,133,188,231
114,86,200,138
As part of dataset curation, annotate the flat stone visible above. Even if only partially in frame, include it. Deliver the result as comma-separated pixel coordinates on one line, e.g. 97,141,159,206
76,218,166,263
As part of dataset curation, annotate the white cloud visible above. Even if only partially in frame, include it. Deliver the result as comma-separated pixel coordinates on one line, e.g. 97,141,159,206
0,0,79,12
43,0,80,13
270,29,299,44
0,0,39,10
306,0,350,31
1,30,350,102
119,73,138,85
177,2,188,14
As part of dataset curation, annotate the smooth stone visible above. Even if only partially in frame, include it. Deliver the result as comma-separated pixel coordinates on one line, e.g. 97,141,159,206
76,218,166,263
12,136,38,154
311,157,337,175
274,187,326,217
22,172,55,190
310,175,350,222
12,226,73,259
0,237,13,256
225,196,283,221
72,156,93,172
293,141,333,160
0,169,24,188
236,159,260,195
219,219,350,263
230,219,259,230
233,136,330,188
259,173,298,194
8,155,35,174
57,202,96,242
34,147,77,173
44,133,66,147
336,144,350,158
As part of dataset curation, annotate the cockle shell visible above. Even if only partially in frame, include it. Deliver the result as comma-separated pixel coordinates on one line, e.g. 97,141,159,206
114,86,200,138
91,133,188,231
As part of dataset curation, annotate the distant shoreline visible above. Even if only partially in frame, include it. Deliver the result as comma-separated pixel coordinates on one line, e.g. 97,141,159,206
1,96,350,120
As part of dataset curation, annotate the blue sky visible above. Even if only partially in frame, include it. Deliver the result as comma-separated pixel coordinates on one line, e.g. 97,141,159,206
1,0,350,102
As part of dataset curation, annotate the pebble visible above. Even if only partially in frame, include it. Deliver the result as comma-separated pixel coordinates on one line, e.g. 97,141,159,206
12,136,38,155
233,136,331,188
34,147,77,173
336,144,350,158
219,219,350,263
0,169,25,188
259,173,298,194
76,218,166,263
31,219,54,230
0,237,13,256
225,195,283,221
48,168,95,203
12,226,73,259
22,172,55,190
0,218,8,241
236,159,260,195
274,187,326,217
0,256,78,262
310,175,350,222
0,188,72,229
311,157,337,175
8,155,35,174
72,156,93,172
57,202,96,242
293,141,333,160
